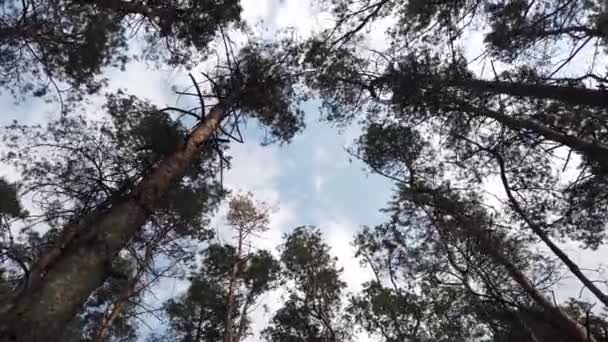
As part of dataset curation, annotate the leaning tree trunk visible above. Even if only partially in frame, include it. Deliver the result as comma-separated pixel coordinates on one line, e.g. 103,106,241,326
91,242,155,342
398,182,596,342
423,188,597,342
235,289,255,342
0,106,226,342
91,298,129,342
448,77,608,169
457,100,608,171
494,151,608,308
384,73,608,169
493,250,595,342
452,78,608,110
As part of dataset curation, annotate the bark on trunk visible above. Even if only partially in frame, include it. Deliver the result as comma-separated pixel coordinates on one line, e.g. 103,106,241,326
494,151,608,308
417,187,596,342
91,300,127,342
453,78,608,109
91,243,154,342
517,315,541,342
0,106,226,342
386,73,608,169
27,222,80,293
493,250,595,342
235,289,255,342
224,230,244,342
458,101,608,170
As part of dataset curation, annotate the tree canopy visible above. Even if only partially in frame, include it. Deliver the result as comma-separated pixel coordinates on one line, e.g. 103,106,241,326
263,226,350,342
2,0,608,341
0,0,243,100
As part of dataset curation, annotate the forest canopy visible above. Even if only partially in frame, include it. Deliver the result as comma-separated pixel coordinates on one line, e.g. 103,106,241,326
1,0,608,341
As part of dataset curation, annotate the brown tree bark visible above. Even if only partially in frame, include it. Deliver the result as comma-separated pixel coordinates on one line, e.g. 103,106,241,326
224,229,244,342
235,287,256,342
442,203,595,342
449,77,608,168
493,250,595,342
0,106,226,342
456,100,608,170
493,150,608,308
424,189,597,342
452,78,608,109
26,222,81,293
91,300,128,342
372,73,608,169
90,243,155,342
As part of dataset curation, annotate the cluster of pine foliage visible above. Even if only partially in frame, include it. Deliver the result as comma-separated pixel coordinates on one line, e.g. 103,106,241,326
0,0,607,341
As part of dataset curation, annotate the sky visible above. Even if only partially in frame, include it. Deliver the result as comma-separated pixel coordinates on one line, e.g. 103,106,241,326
1,0,608,341
0,1,390,340
137,0,397,335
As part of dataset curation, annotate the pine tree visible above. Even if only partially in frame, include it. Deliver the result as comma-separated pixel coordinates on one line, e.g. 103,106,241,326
0,0,243,100
348,120,597,341
0,34,307,340
160,195,281,342
263,226,350,342
303,0,608,334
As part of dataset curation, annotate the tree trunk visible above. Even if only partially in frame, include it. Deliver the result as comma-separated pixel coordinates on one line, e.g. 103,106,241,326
515,313,541,342
493,249,595,342
494,151,608,308
235,289,255,342
26,222,81,296
384,73,608,169
0,106,226,342
91,301,127,342
450,78,608,169
452,78,608,109
413,186,597,342
91,243,154,342
457,101,608,170
224,230,244,342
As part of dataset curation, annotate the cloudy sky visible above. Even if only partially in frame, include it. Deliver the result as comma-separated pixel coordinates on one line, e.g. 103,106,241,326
1,0,607,341
0,1,390,340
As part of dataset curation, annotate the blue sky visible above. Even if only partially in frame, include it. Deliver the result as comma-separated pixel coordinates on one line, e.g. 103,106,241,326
0,54,391,342
0,1,392,338
2,0,608,341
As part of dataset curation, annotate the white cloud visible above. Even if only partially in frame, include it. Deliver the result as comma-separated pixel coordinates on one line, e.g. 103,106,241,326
106,62,179,107
224,142,282,201
313,144,329,164
313,174,325,194
241,0,274,25
324,218,375,342
324,218,373,293
276,0,335,34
